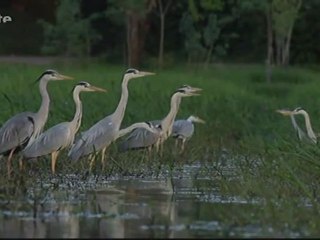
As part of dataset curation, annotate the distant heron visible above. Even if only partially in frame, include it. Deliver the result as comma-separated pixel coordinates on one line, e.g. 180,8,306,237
22,81,106,174
172,115,205,153
276,107,317,144
0,69,73,175
118,85,202,155
68,68,155,169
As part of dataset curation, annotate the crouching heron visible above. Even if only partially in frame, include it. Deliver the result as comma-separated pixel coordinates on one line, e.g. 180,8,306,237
172,115,205,153
22,81,106,174
0,69,73,175
118,85,202,155
276,107,317,144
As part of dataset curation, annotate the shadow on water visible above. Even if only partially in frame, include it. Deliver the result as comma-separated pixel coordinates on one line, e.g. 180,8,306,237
0,162,306,238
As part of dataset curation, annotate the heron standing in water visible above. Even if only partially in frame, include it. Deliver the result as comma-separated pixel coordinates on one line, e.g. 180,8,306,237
118,85,202,155
0,70,73,175
23,81,107,174
68,68,155,170
171,115,205,153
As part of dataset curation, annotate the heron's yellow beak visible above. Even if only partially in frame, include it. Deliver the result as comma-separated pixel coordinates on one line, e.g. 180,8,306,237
189,87,203,96
138,71,156,77
276,109,293,116
58,74,74,80
89,85,107,92
197,117,206,124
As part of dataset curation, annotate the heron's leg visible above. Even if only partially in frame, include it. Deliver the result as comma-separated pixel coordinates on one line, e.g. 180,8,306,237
51,151,60,174
160,142,164,157
147,146,152,160
18,155,24,172
175,139,179,149
89,154,96,173
155,141,160,153
180,139,186,154
101,147,107,171
7,148,15,176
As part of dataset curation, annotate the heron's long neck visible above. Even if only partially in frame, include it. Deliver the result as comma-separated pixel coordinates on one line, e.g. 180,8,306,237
70,89,82,134
302,112,317,142
26,79,51,148
161,93,181,136
290,115,306,140
117,123,147,139
112,77,129,128
36,79,50,124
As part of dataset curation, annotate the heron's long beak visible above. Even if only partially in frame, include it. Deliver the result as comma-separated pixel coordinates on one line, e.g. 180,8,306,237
58,74,74,80
276,109,293,116
138,71,156,77
197,117,206,124
89,85,107,92
189,87,203,96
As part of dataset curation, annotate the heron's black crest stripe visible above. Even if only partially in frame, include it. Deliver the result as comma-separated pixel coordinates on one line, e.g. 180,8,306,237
71,81,90,92
77,81,89,86
125,68,138,74
35,69,57,82
145,121,152,127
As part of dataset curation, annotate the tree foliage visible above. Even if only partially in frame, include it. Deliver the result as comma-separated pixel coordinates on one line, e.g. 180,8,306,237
39,0,100,57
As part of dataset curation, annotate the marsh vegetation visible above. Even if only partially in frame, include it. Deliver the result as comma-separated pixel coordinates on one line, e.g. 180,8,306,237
0,62,320,237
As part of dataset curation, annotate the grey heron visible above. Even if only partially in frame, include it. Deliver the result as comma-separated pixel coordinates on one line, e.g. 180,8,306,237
118,85,202,155
22,81,107,174
276,107,317,144
171,115,205,153
68,68,155,169
0,69,73,175
88,121,161,170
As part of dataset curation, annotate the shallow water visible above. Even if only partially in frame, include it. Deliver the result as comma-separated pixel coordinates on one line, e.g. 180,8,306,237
0,163,308,238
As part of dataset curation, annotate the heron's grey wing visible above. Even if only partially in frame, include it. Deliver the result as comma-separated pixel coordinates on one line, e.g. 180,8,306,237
118,127,159,152
172,120,194,139
0,112,35,153
23,123,72,158
69,117,116,160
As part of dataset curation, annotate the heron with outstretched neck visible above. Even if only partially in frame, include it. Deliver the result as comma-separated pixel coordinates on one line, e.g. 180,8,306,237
276,107,317,144
172,115,205,153
68,68,155,169
0,69,73,175
118,85,202,155
23,81,106,174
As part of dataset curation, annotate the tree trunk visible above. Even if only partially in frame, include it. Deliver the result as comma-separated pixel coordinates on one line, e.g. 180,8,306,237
282,25,293,66
266,1,273,83
126,13,141,67
158,13,165,68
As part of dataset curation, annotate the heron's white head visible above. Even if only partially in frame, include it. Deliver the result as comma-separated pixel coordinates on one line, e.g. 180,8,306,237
276,107,306,117
292,107,307,116
188,115,206,124
36,69,74,82
123,68,155,81
145,121,162,134
74,81,107,93
174,85,202,97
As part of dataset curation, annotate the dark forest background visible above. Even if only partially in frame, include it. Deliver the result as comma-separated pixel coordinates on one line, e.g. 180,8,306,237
0,0,319,69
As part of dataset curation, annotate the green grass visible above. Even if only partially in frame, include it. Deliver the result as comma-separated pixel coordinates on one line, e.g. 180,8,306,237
2,61,320,235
